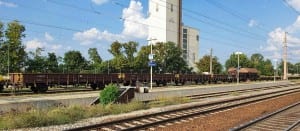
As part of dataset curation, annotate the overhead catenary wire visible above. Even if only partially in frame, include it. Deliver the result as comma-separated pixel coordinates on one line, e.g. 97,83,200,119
1,0,264,56
204,0,271,32
281,0,300,15
155,0,267,41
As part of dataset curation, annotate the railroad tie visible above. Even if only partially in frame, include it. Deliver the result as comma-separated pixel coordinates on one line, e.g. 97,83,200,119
132,121,144,125
114,124,126,130
148,117,160,121
123,122,136,128
156,116,168,120
140,119,153,123
101,127,115,131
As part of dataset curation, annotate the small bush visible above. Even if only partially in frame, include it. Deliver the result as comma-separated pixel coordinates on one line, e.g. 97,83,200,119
100,84,119,105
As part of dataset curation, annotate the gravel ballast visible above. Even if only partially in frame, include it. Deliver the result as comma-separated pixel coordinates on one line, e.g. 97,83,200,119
155,92,300,131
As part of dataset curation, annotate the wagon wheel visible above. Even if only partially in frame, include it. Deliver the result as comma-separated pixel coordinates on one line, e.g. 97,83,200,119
0,84,3,92
97,83,105,90
156,81,160,87
30,86,38,93
37,84,48,93
90,84,97,90
162,81,167,86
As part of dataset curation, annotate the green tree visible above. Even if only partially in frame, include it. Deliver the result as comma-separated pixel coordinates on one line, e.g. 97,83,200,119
261,59,274,76
46,52,59,73
295,62,300,75
157,42,188,73
195,55,222,74
63,50,87,73
0,21,4,74
108,41,126,72
123,41,138,70
88,48,102,64
25,48,47,73
134,46,150,73
0,21,26,74
88,48,102,73
225,53,251,71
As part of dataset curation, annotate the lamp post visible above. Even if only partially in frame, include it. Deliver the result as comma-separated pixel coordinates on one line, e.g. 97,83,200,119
273,59,277,83
235,52,243,84
147,38,156,90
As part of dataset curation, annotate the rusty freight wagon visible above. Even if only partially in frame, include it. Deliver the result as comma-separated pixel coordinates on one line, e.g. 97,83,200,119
9,73,123,93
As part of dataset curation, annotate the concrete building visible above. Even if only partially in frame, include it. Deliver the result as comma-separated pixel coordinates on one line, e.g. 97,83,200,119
182,26,199,70
148,0,199,71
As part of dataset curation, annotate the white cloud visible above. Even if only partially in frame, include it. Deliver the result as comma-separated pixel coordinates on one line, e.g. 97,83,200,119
25,39,46,50
121,0,148,39
91,0,109,5
248,19,258,27
262,16,300,62
50,44,62,51
45,32,54,41
0,0,17,8
286,0,300,12
73,28,125,45
73,0,148,45
25,38,63,55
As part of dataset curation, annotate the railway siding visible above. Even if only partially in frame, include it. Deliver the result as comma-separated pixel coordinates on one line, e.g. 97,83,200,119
134,81,290,101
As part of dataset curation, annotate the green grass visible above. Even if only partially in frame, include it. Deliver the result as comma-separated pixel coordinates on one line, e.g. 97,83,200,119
0,97,189,130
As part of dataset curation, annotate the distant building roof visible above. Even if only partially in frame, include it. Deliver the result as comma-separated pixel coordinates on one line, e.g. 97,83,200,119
228,67,258,73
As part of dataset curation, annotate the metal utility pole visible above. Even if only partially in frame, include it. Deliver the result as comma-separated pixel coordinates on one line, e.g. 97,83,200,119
283,32,288,80
8,43,10,76
209,48,213,75
148,38,156,90
235,52,243,84
274,59,277,83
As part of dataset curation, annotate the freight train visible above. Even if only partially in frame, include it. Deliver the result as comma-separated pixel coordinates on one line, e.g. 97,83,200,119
0,75,9,92
2,68,299,93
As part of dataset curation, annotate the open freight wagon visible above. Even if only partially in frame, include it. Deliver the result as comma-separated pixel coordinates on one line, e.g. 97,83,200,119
9,73,123,92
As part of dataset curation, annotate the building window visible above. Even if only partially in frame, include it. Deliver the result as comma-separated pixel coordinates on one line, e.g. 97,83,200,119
196,35,199,41
156,3,159,12
183,28,187,34
171,4,173,12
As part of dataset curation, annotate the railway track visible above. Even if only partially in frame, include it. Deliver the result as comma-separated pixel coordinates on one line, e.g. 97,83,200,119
65,84,300,131
231,102,300,131
1,82,295,97
187,83,298,100
0,88,94,96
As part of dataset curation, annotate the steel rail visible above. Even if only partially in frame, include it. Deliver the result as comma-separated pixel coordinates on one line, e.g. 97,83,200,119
65,86,300,131
231,102,300,131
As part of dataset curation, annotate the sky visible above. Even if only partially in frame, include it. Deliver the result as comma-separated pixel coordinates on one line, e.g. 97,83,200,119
1,0,300,66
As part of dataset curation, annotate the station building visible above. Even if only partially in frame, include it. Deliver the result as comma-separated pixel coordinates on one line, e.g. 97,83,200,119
148,0,199,71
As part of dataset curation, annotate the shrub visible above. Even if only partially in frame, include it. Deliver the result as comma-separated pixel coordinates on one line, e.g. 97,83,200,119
100,84,119,105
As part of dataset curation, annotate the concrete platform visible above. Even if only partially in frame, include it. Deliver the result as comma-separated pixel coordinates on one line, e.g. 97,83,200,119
134,81,291,101
0,81,290,113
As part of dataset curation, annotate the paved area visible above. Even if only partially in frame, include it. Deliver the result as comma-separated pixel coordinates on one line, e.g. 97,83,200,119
0,91,99,105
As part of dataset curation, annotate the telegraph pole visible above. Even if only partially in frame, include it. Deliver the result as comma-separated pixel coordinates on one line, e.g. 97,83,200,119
209,48,213,75
283,32,288,80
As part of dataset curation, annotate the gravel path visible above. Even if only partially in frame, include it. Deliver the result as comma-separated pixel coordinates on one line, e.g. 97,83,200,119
155,92,300,131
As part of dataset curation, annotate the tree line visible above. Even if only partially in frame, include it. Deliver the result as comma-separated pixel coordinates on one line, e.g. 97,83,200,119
1,20,299,76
